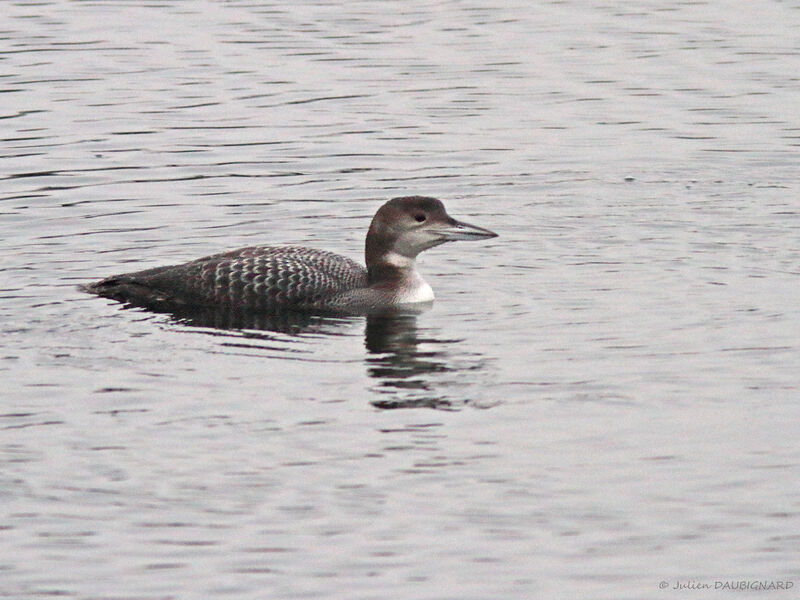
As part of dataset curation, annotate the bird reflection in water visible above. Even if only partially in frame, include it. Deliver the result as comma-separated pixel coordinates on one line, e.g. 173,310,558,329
364,309,465,410
140,303,479,410
163,304,349,334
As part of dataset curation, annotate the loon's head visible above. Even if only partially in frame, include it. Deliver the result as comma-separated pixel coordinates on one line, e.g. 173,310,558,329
365,196,497,278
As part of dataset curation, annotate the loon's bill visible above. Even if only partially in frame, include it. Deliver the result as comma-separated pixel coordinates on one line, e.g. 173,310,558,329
84,196,497,314
431,219,498,241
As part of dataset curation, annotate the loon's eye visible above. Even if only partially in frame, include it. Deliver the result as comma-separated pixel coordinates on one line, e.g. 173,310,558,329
414,213,427,223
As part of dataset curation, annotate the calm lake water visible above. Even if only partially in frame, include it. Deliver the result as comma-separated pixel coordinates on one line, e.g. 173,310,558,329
2,1,799,598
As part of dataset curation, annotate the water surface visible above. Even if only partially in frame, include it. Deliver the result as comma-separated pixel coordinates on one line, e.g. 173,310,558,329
1,1,799,598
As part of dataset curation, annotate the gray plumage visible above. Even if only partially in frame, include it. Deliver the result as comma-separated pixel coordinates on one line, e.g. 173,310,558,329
87,246,368,311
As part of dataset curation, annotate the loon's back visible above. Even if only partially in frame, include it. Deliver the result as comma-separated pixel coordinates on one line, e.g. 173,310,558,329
87,245,368,311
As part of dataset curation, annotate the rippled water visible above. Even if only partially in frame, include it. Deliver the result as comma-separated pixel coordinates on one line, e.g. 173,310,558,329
2,1,799,598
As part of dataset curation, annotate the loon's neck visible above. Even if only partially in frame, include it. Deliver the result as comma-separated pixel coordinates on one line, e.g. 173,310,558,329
366,251,434,303
367,250,412,283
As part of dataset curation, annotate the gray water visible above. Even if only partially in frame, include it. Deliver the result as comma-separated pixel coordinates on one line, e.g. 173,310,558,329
2,1,799,598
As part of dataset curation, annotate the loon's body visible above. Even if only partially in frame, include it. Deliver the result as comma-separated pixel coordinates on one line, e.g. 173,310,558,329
85,196,497,313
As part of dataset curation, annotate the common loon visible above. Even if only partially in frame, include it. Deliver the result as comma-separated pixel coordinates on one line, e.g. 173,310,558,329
85,196,497,313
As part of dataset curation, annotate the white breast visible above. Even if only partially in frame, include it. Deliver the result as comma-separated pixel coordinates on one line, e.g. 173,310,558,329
395,270,435,304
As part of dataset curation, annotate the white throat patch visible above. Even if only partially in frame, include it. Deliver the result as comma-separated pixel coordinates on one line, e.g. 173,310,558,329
382,251,416,269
